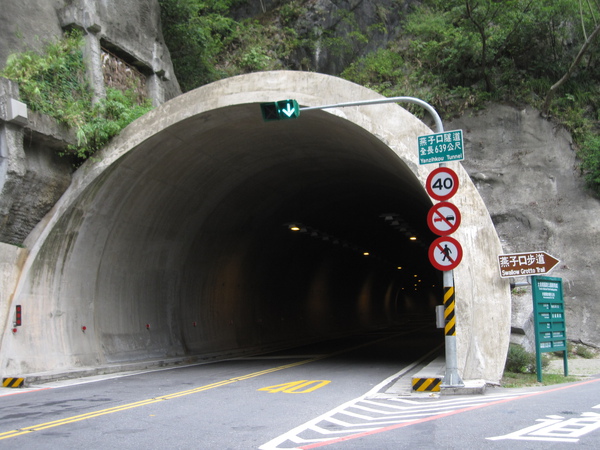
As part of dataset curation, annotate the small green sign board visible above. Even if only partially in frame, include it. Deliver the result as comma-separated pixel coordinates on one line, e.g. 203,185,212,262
532,276,568,382
260,99,300,121
418,130,464,165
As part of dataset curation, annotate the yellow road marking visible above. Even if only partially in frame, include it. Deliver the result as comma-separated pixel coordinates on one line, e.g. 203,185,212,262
0,329,420,441
259,380,331,394
0,357,319,440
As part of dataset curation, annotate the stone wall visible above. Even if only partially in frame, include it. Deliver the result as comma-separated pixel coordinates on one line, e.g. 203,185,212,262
0,0,180,104
0,0,182,246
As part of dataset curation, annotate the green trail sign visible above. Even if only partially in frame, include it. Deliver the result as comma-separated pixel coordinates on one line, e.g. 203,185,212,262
418,130,464,165
532,276,568,382
260,99,300,121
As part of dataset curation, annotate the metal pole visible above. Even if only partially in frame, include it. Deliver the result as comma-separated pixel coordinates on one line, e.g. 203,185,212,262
301,96,463,386
441,269,463,386
300,97,444,134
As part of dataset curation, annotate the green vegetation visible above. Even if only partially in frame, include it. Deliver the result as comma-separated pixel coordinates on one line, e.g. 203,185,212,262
157,0,600,195
504,343,549,374
2,0,599,179
501,371,581,388
573,343,598,359
0,31,152,162
158,0,310,91
503,342,598,387
341,0,600,194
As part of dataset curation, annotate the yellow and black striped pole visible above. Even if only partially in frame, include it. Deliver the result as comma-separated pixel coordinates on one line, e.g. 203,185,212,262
444,285,456,336
442,270,463,387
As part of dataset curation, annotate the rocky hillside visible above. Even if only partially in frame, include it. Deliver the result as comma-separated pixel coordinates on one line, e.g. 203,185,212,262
448,105,600,351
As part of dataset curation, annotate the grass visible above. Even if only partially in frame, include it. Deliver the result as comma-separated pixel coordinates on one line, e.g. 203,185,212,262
501,371,583,388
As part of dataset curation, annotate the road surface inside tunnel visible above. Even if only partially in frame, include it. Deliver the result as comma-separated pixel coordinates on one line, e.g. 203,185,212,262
0,321,443,449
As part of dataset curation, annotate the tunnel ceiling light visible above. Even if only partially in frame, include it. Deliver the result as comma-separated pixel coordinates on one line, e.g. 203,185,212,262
285,222,307,232
284,221,403,268
409,236,417,241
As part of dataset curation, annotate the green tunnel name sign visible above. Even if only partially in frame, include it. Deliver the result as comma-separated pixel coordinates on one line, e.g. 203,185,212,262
532,276,568,382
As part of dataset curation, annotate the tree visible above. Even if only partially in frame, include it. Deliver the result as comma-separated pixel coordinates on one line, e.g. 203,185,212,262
542,0,600,114
158,0,239,91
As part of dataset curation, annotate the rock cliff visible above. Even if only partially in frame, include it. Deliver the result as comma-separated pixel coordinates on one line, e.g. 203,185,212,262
448,105,600,350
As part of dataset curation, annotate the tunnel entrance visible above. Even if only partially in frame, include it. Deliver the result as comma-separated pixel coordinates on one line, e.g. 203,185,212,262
176,106,442,354
1,72,509,382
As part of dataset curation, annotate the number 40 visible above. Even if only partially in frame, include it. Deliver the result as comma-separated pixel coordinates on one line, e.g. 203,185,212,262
258,380,330,394
432,177,453,190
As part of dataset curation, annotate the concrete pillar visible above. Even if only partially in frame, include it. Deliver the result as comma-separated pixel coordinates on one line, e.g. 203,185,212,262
84,32,105,104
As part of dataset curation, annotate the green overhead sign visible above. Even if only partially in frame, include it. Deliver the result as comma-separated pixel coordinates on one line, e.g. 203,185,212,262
260,99,300,121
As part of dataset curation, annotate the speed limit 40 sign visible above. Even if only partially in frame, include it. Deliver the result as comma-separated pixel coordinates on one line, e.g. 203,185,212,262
426,167,459,201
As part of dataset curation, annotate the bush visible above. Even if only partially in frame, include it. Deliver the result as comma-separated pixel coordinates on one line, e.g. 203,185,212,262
505,343,549,374
579,134,600,195
1,30,91,129
69,88,152,160
1,31,153,163
574,344,597,359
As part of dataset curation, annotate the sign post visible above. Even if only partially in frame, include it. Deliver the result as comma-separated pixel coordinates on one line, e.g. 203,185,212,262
531,276,568,382
425,164,464,388
428,236,463,271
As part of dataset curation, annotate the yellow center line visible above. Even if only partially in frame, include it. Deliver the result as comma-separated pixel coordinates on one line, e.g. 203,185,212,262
0,357,320,440
0,330,417,441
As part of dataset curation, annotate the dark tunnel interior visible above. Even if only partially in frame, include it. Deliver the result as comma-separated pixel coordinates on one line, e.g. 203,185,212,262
22,103,445,365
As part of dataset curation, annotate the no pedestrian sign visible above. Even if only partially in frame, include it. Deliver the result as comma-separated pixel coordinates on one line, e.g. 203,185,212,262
429,236,463,271
418,130,464,165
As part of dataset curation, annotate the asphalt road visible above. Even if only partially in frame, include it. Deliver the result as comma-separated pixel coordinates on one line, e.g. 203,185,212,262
2,325,599,449
313,377,600,449
0,325,441,449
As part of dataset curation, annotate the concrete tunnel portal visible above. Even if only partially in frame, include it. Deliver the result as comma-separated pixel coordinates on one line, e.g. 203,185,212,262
1,72,510,383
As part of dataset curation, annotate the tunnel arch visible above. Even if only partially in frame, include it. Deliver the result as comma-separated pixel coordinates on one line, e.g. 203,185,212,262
2,72,510,382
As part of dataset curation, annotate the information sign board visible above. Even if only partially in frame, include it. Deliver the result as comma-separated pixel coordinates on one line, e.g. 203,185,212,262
498,251,560,278
532,276,568,382
418,130,464,165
